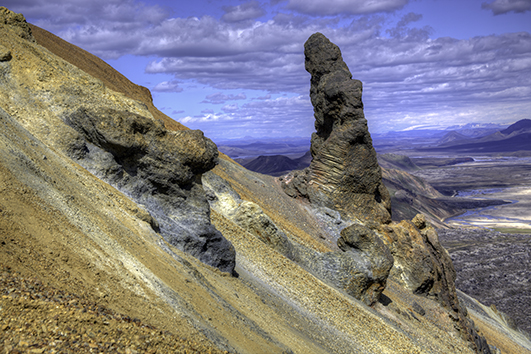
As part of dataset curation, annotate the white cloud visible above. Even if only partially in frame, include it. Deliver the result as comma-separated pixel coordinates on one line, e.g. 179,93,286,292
222,103,240,112
281,0,409,16
6,0,169,30
152,80,183,92
202,92,247,104
482,0,531,15
222,1,266,22
177,95,315,140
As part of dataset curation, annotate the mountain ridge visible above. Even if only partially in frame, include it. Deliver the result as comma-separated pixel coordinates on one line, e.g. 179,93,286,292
428,119,531,152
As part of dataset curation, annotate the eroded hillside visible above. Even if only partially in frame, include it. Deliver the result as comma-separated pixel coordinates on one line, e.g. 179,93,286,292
1,7,530,354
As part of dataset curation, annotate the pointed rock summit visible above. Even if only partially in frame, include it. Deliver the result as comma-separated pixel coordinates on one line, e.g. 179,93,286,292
282,33,391,223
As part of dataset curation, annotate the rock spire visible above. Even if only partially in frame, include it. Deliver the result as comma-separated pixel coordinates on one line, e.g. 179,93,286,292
282,32,391,223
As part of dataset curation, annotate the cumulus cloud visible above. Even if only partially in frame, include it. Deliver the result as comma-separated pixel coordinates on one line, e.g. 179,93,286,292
8,0,531,136
222,1,266,22
178,95,315,140
386,12,433,39
482,0,531,15
152,80,183,92
280,0,409,16
222,103,240,112
202,92,247,104
5,0,169,30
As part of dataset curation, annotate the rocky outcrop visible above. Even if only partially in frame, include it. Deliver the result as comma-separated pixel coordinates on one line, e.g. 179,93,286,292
0,7,35,42
204,171,392,306
312,224,393,306
203,171,294,259
0,7,235,274
383,215,458,306
282,32,391,224
64,108,236,273
378,214,491,353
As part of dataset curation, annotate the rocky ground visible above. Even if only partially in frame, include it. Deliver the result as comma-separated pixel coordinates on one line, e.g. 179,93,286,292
438,228,531,336
0,264,229,354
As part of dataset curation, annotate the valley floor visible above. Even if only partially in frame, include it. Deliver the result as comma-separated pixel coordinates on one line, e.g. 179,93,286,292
408,156,531,233
446,186,531,232
438,228,531,337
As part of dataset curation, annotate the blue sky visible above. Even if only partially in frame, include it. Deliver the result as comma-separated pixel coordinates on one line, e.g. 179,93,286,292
5,0,531,142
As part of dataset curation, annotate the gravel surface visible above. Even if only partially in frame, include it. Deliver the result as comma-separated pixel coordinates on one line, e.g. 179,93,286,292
0,264,229,354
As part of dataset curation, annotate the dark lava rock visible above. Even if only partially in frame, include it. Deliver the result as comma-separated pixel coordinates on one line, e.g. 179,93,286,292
281,32,391,223
63,107,236,273
438,228,531,337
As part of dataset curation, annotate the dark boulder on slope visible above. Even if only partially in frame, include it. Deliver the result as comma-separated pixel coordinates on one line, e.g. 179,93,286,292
64,107,236,273
281,33,391,223
0,8,236,274
337,224,394,304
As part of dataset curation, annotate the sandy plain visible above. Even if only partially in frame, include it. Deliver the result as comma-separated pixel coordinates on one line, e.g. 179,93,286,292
410,156,531,233
447,186,531,231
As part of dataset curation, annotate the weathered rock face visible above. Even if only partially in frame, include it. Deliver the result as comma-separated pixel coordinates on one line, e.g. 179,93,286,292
282,32,391,224
203,171,294,259
0,7,235,274
0,7,35,42
321,224,393,306
64,108,236,273
384,215,458,307
379,214,491,354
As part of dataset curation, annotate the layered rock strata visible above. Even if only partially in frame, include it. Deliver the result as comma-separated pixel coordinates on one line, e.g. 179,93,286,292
282,32,391,224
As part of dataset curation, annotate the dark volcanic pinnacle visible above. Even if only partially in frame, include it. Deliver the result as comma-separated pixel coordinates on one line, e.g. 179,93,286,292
282,33,391,223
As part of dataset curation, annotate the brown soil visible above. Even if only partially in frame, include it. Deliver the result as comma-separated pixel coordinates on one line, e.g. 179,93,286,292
0,264,228,354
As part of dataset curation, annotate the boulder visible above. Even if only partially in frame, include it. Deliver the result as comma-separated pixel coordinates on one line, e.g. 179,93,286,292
281,32,391,223
203,171,294,259
64,107,236,273
336,224,394,305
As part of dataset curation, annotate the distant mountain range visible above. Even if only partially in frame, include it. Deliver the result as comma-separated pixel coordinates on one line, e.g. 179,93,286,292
431,119,531,152
238,151,311,176
218,137,310,159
